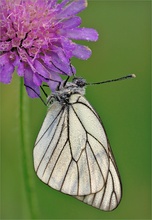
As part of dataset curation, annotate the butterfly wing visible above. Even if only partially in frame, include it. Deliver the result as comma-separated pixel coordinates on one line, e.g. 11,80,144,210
74,144,122,211
34,93,122,210
69,94,122,210
67,94,110,196
34,101,71,191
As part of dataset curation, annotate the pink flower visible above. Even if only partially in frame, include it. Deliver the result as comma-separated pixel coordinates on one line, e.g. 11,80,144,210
0,0,98,97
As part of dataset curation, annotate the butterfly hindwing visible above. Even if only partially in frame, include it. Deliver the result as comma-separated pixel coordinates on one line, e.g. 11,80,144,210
75,144,122,211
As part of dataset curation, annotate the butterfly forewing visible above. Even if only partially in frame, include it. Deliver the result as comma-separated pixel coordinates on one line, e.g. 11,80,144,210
34,102,64,172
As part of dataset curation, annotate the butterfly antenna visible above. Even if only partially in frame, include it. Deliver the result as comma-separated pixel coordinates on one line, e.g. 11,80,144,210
63,76,70,87
69,59,75,76
40,86,48,98
86,74,136,86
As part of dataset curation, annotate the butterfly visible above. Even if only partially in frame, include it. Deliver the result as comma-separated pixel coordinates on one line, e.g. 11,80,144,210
33,75,135,211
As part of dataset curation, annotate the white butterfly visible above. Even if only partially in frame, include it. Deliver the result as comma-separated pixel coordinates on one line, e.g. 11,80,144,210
33,77,122,211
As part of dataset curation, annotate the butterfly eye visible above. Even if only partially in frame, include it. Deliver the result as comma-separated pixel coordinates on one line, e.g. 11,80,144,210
73,77,86,87
49,98,55,105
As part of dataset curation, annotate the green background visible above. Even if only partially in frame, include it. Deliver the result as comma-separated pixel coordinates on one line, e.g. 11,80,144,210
0,0,151,219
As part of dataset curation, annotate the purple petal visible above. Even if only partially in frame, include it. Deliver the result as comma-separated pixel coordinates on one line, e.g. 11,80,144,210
72,44,92,60
0,54,14,83
65,28,99,41
33,73,42,86
50,52,74,75
0,53,9,64
48,0,57,7
34,60,50,79
57,0,87,19
11,53,20,67
24,67,40,98
47,71,62,92
0,62,14,83
43,50,74,75
60,38,76,58
62,16,82,29
33,60,63,90
17,62,25,77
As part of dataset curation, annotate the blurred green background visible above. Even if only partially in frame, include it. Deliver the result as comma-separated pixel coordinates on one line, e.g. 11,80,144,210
0,1,151,219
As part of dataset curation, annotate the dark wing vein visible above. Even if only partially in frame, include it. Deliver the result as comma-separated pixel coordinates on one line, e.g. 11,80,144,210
47,138,69,185
85,147,92,193
87,140,107,191
70,102,109,195
71,104,108,155
35,107,64,146
36,109,65,173
73,100,101,121
42,109,68,177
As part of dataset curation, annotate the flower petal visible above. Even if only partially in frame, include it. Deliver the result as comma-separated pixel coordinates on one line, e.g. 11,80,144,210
50,52,74,75
48,0,57,8
33,73,42,86
0,54,14,83
65,27,99,41
17,62,25,77
62,16,82,29
0,53,9,65
24,67,40,98
72,44,92,60
47,71,62,92
33,59,63,90
34,60,50,79
57,0,87,19
0,62,14,83
60,38,76,58
43,50,74,75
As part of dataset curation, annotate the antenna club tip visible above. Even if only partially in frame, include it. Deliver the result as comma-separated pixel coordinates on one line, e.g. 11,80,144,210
131,74,136,78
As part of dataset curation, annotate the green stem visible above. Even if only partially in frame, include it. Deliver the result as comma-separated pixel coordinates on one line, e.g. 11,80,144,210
19,78,38,219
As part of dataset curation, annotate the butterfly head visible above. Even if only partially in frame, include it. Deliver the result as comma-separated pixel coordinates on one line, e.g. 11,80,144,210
47,77,86,105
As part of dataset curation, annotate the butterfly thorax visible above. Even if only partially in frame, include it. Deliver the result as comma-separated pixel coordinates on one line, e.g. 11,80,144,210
47,77,86,105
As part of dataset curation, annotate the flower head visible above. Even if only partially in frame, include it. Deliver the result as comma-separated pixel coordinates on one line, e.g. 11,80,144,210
0,0,98,97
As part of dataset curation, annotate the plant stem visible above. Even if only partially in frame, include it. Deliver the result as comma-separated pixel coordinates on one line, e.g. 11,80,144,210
19,78,38,218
